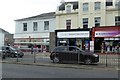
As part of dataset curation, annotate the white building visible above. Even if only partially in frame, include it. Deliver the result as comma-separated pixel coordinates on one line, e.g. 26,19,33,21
78,0,120,28
0,28,13,48
56,0,120,29
14,12,56,52
55,0,120,52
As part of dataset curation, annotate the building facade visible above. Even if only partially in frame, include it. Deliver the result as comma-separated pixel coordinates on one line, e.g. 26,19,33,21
55,0,120,52
14,12,56,52
92,26,120,53
55,29,91,50
56,0,120,29
56,1,79,29
0,28,13,48
78,0,120,28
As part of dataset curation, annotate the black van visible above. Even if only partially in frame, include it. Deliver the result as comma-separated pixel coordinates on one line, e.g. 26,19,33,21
2,46,24,58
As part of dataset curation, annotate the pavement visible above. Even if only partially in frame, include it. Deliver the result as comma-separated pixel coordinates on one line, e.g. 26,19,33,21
0,52,119,71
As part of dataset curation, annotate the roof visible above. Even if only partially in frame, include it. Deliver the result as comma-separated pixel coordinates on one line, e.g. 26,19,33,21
59,1,78,11
15,12,55,21
0,28,11,34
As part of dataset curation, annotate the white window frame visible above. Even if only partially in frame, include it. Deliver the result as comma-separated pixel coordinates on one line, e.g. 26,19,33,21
66,5,71,13
83,3,88,12
44,21,49,30
23,23,27,31
115,16,120,26
33,22,38,31
66,20,71,29
95,17,101,27
83,18,88,29
106,0,113,6
95,2,101,10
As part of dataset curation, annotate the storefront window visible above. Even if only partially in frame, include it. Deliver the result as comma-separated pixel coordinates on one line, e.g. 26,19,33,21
57,38,68,46
76,39,82,48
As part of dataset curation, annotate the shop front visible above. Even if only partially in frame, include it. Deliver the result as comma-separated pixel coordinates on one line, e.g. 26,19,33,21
92,26,120,53
55,29,91,50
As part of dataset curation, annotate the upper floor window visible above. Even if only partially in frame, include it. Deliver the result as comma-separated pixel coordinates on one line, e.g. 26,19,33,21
59,3,65,11
83,18,88,29
115,16,120,26
95,2,101,10
33,22,38,31
66,20,71,30
115,0,120,9
66,5,71,13
44,21,49,30
95,17,101,27
23,23,27,31
106,0,113,6
73,2,78,10
83,3,88,12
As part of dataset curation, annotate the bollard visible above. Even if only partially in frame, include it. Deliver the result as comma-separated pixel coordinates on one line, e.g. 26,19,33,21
105,51,108,67
33,52,36,63
16,53,19,62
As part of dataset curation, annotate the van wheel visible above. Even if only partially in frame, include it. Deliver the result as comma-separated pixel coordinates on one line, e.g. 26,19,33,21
84,58,91,65
53,57,60,63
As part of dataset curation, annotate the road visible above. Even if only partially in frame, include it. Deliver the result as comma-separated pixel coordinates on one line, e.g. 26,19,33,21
2,63,118,78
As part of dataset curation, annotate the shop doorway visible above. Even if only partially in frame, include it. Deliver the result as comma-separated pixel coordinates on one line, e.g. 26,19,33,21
94,38,104,52
69,38,76,46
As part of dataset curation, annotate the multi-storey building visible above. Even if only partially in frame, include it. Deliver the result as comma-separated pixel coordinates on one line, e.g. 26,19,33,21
55,1,91,51
55,0,120,52
14,12,56,52
0,28,13,48
78,0,120,52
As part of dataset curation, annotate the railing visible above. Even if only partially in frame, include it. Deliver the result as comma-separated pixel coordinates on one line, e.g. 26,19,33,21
1,48,119,68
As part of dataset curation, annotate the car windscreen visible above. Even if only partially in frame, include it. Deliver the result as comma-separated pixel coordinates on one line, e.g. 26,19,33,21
9,47,16,51
53,47,68,52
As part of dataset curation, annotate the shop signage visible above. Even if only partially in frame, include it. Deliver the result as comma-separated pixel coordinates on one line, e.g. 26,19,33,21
59,41,67,43
95,31,119,37
57,31,90,38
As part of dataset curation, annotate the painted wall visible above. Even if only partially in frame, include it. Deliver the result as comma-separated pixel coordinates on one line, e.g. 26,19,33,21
0,30,4,47
56,13,78,29
15,18,56,34
14,18,56,39
78,0,106,28
56,3,79,29
78,0,119,28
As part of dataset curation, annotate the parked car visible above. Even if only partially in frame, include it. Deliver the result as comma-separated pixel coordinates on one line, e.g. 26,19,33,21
50,46,99,64
0,48,6,59
2,46,24,58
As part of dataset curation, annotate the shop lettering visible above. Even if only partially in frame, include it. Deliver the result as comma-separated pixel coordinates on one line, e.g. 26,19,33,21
96,33,117,35
95,31,118,37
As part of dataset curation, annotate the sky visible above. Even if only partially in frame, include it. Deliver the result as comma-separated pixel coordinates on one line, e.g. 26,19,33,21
0,0,77,34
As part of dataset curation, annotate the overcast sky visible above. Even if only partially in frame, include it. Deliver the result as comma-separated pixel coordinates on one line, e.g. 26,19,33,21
0,0,77,34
